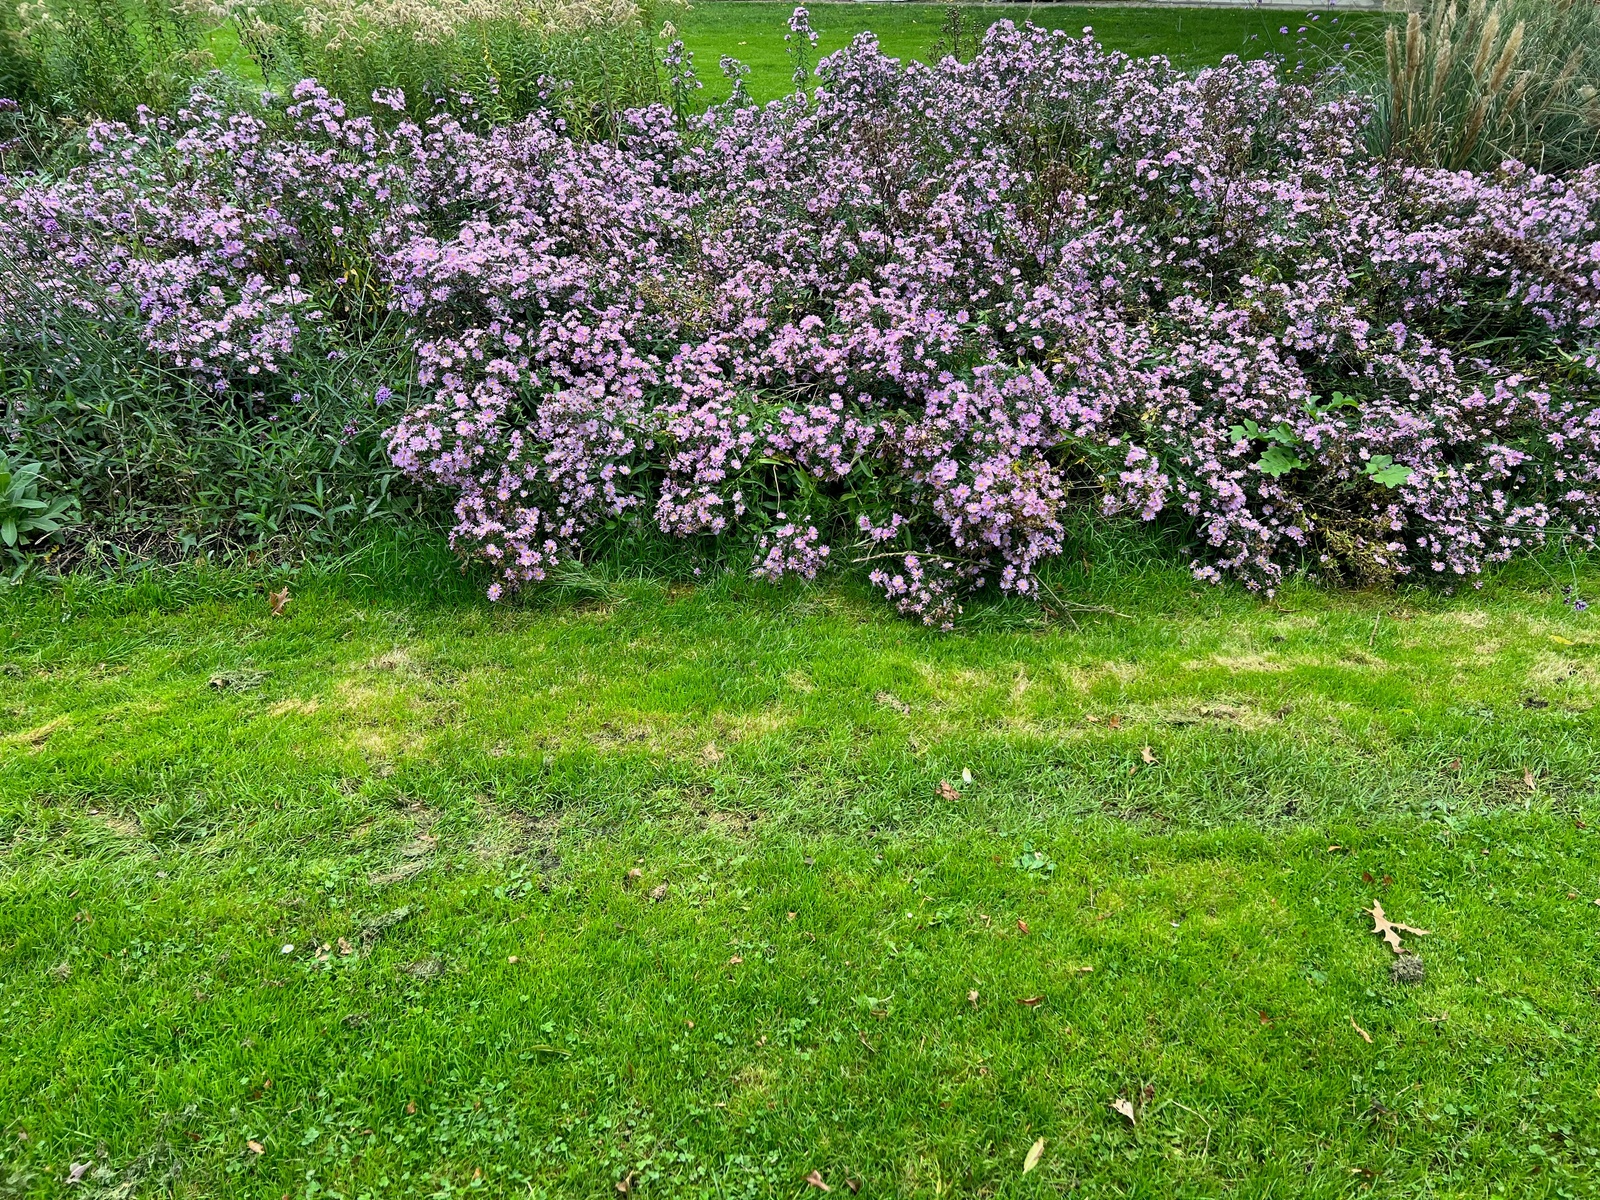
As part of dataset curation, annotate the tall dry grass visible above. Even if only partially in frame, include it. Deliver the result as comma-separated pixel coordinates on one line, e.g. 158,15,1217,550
1379,0,1600,172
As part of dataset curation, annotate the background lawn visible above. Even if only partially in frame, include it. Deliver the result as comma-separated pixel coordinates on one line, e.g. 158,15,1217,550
2,545,1599,1196
675,3,1385,103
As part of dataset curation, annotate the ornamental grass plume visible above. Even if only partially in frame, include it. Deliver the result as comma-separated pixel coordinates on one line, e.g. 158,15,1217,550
1379,0,1600,172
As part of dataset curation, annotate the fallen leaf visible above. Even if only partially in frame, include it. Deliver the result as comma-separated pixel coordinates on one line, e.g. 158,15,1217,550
1361,871,1374,883
804,1169,831,1192
787,911,797,921
1141,745,1157,764
1349,1016,1373,1044
1327,844,1343,853
1111,1097,1136,1125
268,587,291,617
67,1161,91,1182
1550,634,1576,645
1524,766,1538,792
625,868,642,885
937,779,961,802
728,955,743,966
967,989,979,1005
1016,919,1030,935
336,937,353,956
649,882,669,902
1363,900,1429,955
1071,964,1093,974
616,1172,635,1194
246,1140,264,1154
1107,715,1122,730
1023,1137,1046,1174
844,1181,861,1195
962,767,973,785
507,955,519,964
1017,995,1044,1007
1259,1011,1274,1025
405,1101,417,1115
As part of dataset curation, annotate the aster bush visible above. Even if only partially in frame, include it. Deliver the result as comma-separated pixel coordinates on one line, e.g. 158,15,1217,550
5,20,1600,620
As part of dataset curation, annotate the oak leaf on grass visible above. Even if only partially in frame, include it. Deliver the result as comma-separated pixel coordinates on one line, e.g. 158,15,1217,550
1363,900,1429,954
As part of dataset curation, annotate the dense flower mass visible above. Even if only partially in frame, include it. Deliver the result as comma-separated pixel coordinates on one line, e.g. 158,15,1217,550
5,22,1600,622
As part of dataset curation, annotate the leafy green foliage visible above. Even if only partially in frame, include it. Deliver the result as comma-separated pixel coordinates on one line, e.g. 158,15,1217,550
0,305,429,566
1365,454,1415,488
0,451,74,571
0,0,210,120
1257,444,1308,478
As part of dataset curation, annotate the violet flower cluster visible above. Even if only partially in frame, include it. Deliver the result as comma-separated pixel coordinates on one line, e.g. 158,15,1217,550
5,23,1600,623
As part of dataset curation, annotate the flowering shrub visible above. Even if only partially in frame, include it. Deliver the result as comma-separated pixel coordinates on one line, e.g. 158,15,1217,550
5,21,1600,621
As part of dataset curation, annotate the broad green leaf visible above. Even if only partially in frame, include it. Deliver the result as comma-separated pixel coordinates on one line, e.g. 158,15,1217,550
1258,445,1306,477
1264,423,1300,446
1365,456,1413,488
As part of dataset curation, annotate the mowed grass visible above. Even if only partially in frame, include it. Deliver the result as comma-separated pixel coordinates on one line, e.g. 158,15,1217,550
3,548,1600,1197
677,3,1386,103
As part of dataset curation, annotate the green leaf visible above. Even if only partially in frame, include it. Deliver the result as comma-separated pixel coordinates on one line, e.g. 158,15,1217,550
1228,420,1261,445
1258,445,1307,478
1263,423,1300,446
1365,456,1414,488
1,519,15,547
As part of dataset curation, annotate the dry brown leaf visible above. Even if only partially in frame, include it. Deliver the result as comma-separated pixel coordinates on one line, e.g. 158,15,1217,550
267,587,291,617
625,868,642,885
1107,715,1122,730
728,955,743,966
1023,1137,1046,1174
1349,1016,1373,1043
804,1169,831,1192
1141,745,1157,765
405,1101,417,1115
650,882,669,902
336,937,354,956
616,1171,636,1194
844,1181,861,1195
1017,995,1044,1007
247,1140,265,1154
937,779,961,802
967,989,979,1006
1111,1097,1136,1124
1363,900,1429,954
1524,766,1538,792
1016,919,1030,935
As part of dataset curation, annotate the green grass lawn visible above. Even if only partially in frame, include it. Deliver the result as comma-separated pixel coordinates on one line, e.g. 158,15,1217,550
676,3,1385,103
3,544,1599,1196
